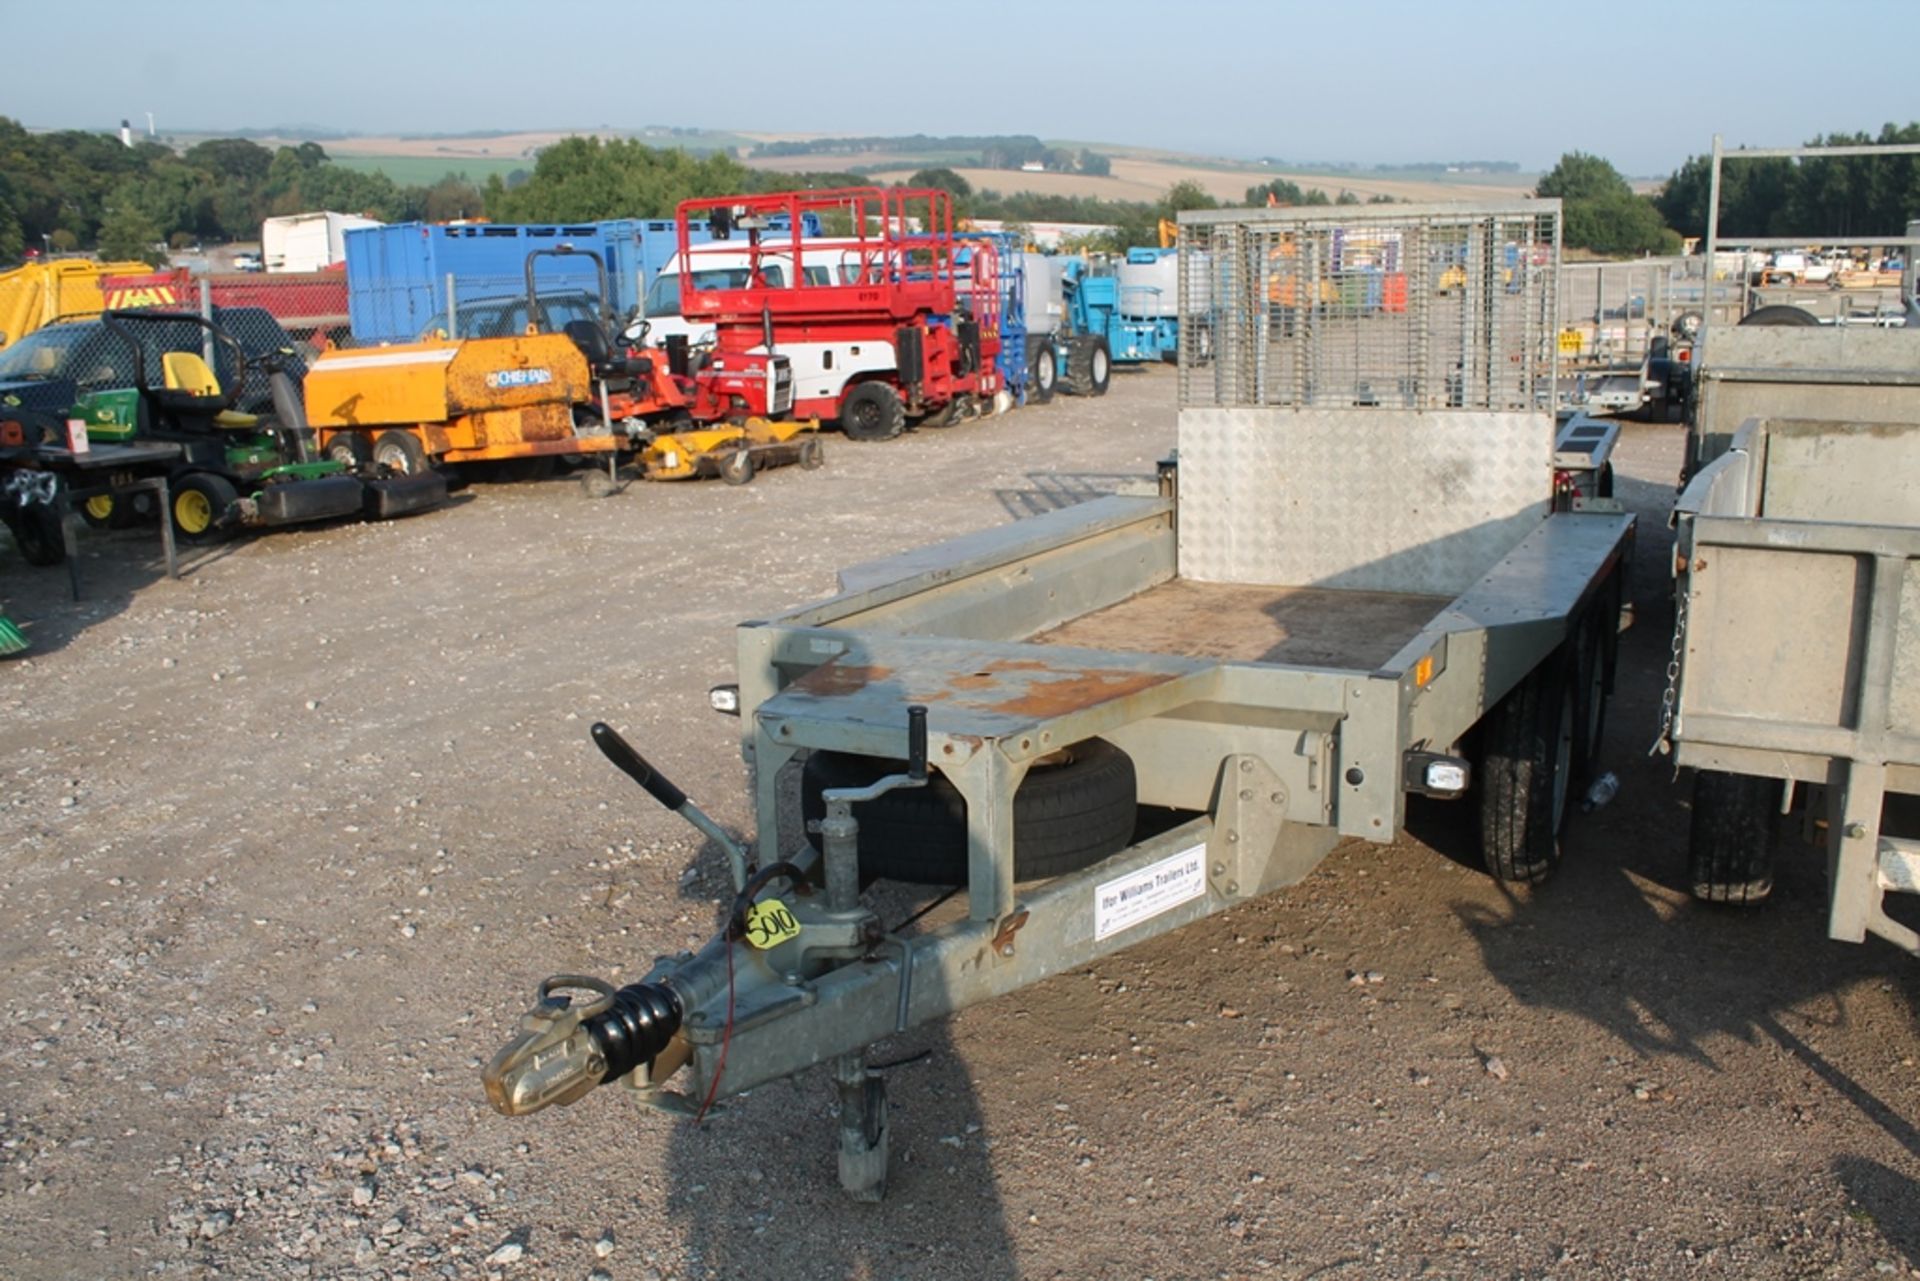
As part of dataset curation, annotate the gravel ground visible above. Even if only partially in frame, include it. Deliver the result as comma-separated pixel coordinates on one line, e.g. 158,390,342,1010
1,365,1915,1280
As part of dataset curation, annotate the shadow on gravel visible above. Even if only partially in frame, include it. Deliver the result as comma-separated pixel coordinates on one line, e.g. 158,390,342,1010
658,844,1019,1280
994,471,1147,520
2,526,174,657
1439,444,1919,1174
2,496,472,657
1835,1156,1920,1268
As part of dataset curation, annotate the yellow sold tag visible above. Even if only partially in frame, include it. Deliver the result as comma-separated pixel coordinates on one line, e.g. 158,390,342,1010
743,898,801,949
1557,328,1584,355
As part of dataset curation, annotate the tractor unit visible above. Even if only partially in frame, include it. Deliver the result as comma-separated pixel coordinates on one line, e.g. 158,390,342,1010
673,188,1003,441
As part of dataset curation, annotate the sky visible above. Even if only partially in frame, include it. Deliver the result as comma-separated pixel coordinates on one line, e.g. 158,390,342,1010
5,0,1915,177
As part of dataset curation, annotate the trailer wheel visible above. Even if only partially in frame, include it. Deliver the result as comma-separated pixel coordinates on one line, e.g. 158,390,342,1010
1027,337,1056,403
5,503,65,567
1739,304,1820,328
840,383,905,442
797,438,825,470
800,737,1137,885
1476,652,1575,884
720,448,754,486
372,430,430,477
325,431,372,471
170,473,238,544
1572,580,1617,779
1688,770,1776,904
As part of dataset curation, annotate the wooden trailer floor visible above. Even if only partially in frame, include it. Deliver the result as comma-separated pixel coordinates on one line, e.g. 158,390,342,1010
1031,579,1448,671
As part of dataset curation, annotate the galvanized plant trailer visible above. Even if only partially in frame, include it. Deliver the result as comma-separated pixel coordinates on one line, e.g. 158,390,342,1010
1670,414,1920,955
482,202,1637,1197
1658,136,1920,955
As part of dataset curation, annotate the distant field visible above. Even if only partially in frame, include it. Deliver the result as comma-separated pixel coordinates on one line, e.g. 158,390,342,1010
271,127,756,185
845,156,1535,206
747,150,980,176
329,154,527,184
737,134,1538,205
270,127,1544,205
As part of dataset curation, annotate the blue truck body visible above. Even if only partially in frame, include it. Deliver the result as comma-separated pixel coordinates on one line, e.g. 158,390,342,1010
344,219,712,344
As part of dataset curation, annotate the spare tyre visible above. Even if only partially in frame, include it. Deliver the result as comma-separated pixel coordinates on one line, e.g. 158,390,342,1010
800,737,1137,884
1739,304,1821,327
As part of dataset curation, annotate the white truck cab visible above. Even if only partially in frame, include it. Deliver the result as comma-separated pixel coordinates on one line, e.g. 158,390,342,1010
639,241,868,348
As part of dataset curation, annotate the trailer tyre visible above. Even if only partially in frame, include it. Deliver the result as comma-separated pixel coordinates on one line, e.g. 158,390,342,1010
1476,652,1575,884
372,430,430,477
1572,579,1618,779
1688,770,1776,904
720,448,754,486
840,383,906,442
800,737,1138,885
1739,304,1820,328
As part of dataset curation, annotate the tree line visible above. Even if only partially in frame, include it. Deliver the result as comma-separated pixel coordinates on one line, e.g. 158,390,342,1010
0,117,483,266
1653,123,1920,239
4,118,1914,269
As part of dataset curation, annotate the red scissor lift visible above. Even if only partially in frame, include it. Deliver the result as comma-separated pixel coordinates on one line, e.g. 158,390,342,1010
675,187,1001,441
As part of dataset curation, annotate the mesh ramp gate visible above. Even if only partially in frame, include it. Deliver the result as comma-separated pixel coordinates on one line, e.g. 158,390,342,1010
1170,202,1566,596
1176,202,1560,413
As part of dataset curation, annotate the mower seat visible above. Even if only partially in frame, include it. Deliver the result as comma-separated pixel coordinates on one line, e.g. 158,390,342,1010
161,352,259,429
563,320,648,380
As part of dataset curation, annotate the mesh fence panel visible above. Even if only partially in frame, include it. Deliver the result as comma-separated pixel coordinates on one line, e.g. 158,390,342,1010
0,309,299,414
1177,203,1560,413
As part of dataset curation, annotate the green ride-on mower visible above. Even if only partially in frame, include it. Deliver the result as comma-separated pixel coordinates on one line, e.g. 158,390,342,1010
83,310,446,541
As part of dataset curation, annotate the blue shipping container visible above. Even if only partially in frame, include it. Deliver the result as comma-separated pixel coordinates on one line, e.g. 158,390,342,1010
345,219,713,343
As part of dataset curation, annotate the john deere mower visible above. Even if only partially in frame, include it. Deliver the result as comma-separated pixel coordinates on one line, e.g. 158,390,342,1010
92,310,445,540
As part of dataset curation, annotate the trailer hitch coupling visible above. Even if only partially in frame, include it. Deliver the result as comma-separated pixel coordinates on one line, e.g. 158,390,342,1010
483,975,682,1117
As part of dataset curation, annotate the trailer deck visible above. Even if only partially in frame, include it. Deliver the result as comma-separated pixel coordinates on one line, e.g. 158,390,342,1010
1034,580,1449,671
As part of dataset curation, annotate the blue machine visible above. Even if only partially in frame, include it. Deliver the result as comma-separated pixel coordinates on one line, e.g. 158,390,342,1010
956,232,1029,403
1060,252,1173,370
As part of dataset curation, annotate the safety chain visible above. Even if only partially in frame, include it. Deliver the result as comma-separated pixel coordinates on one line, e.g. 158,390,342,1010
1649,582,1688,756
